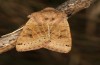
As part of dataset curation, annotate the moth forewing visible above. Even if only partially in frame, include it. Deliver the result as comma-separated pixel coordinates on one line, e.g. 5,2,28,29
43,13,71,53
16,17,49,52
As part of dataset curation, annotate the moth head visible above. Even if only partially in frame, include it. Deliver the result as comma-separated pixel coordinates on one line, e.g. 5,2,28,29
28,7,67,24
40,7,66,24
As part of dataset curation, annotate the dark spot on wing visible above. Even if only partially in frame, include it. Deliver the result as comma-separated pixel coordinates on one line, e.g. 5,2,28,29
66,45,70,47
49,40,51,42
22,33,33,38
58,35,68,38
28,34,33,38
39,40,40,42
45,18,49,20
17,43,22,45
51,18,55,21
2,43,5,45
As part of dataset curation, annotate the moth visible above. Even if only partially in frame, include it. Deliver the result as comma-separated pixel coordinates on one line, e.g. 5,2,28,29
0,7,71,53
